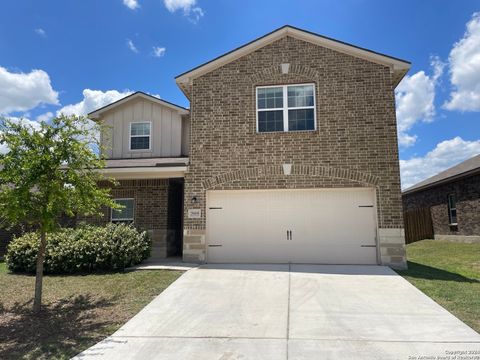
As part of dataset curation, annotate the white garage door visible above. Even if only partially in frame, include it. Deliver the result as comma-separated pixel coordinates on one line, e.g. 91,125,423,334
206,188,378,264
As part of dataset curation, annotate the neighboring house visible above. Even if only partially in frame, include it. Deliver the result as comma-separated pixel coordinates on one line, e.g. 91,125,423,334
0,228,13,257
0,225,24,257
2,26,412,268
403,154,480,243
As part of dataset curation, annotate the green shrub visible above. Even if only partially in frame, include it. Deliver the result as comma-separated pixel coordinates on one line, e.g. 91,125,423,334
5,223,151,273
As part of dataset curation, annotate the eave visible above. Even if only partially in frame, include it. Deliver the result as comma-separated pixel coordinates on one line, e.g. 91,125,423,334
175,25,411,99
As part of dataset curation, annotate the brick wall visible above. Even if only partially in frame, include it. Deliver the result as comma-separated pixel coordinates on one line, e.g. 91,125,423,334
83,179,168,229
183,36,406,267
1,179,182,259
403,174,480,237
81,178,175,259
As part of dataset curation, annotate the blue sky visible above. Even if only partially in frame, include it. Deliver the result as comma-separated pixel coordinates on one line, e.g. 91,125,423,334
0,0,479,188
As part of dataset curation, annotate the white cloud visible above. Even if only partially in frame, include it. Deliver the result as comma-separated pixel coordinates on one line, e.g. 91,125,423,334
164,0,204,23
5,116,42,130
444,12,480,111
35,111,53,122
126,38,139,53
55,89,133,148
187,7,203,23
400,137,480,189
395,57,444,147
152,46,166,57
398,133,417,148
164,0,194,12
1,87,133,154
123,0,140,10
35,28,46,37
57,89,132,116
0,66,59,115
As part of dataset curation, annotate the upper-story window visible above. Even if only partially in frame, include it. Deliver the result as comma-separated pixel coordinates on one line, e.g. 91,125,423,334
130,122,151,150
256,84,316,133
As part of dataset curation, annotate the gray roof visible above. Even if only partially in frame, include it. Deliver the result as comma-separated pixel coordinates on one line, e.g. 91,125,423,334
58,157,189,171
403,154,480,195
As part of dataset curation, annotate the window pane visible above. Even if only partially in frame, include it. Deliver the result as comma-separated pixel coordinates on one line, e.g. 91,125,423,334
131,123,150,136
448,194,457,224
450,209,457,224
131,136,150,150
257,87,283,109
112,199,134,220
258,110,284,132
288,85,314,108
288,109,315,131
448,194,456,209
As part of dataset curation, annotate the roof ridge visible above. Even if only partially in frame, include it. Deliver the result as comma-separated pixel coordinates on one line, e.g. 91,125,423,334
88,91,189,118
175,25,410,85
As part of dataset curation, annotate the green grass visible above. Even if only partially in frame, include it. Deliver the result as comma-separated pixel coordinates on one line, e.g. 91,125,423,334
0,262,182,360
397,240,480,333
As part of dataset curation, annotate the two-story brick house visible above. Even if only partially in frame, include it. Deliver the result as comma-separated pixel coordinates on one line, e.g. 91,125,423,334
87,26,410,269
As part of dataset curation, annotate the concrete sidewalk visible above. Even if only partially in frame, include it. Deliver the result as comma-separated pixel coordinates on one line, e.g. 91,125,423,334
74,264,480,359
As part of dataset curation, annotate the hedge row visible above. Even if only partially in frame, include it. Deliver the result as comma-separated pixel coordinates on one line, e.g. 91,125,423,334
6,223,151,273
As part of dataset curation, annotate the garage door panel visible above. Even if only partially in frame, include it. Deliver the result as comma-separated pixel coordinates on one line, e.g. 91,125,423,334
208,192,289,263
288,246,377,264
208,243,291,263
206,189,378,264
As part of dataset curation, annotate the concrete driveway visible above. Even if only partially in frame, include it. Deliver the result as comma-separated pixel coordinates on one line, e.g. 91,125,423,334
75,264,480,360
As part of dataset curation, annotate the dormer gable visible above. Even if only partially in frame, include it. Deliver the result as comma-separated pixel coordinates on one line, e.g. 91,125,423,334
88,92,190,159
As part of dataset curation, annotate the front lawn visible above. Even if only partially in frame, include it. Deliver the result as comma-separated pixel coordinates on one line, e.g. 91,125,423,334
397,240,480,333
0,262,182,359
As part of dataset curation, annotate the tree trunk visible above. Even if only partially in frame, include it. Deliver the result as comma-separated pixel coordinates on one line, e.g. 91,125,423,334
33,230,47,314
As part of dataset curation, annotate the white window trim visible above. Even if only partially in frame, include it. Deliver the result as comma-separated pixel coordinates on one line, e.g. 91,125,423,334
256,83,317,133
111,198,135,222
129,121,152,151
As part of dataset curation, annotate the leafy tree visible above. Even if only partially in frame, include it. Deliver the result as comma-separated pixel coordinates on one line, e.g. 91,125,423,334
0,115,117,313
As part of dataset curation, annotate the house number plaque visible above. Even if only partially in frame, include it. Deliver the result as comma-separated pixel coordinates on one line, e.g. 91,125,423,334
188,209,202,219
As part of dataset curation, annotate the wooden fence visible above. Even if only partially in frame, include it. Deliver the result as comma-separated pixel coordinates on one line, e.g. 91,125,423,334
403,207,434,244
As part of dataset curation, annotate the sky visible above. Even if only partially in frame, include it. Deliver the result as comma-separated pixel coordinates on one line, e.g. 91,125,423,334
0,0,479,189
